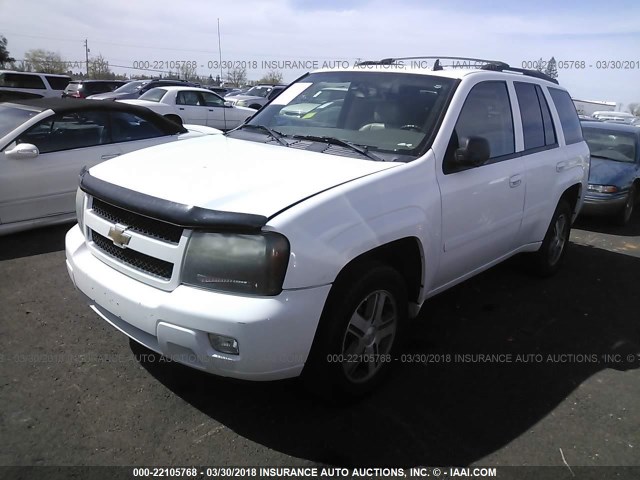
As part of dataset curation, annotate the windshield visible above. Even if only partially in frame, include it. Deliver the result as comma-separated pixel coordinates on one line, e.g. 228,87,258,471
0,105,41,139
114,81,147,94
139,88,168,102
235,71,455,159
245,86,272,98
583,128,637,163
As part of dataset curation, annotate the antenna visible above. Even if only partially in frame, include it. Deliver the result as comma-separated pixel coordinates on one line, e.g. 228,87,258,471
218,18,226,128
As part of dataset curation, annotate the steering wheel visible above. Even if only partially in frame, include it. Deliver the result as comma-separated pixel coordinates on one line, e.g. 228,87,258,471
400,124,422,132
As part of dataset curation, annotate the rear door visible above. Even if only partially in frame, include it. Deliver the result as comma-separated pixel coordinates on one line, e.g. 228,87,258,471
199,91,228,129
175,90,208,125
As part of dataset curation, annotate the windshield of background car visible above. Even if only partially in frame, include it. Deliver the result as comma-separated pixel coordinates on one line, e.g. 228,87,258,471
139,88,168,102
583,128,637,163
244,71,455,158
114,81,146,94
0,105,41,139
245,86,272,97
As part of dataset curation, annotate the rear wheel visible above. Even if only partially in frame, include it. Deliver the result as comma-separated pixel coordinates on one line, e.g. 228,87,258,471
615,185,636,226
303,262,407,399
527,199,572,277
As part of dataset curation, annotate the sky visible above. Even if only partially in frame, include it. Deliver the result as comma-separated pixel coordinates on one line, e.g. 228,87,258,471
0,0,639,108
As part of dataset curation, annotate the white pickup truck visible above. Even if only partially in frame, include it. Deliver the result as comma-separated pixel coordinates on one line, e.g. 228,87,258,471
66,57,589,397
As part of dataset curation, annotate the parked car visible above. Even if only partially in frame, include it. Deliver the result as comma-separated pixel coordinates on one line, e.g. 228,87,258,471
62,80,127,99
0,70,71,101
87,80,194,101
0,98,220,235
120,86,256,130
66,57,589,398
592,111,636,123
279,86,348,117
224,87,250,97
224,84,287,109
580,121,640,225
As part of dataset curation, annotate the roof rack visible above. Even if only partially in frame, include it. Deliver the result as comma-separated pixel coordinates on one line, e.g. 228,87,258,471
355,56,559,84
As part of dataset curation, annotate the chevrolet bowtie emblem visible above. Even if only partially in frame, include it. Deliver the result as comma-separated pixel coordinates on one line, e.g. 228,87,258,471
107,224,132,248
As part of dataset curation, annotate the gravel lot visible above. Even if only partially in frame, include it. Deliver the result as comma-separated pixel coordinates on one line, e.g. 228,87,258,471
1,214,639,473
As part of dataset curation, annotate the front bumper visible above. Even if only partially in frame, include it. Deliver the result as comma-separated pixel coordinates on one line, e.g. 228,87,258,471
65,225,331,381
580,191,628,216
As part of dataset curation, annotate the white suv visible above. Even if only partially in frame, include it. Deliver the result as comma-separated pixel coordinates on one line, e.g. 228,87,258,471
65,57,589,397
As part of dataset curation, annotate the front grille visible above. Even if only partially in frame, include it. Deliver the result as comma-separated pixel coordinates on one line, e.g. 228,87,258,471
91,230,173,280
92,198,183,244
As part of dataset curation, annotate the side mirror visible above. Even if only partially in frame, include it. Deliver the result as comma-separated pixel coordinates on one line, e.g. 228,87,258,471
224,101,233,107
5,143,39,160
453,136,490,168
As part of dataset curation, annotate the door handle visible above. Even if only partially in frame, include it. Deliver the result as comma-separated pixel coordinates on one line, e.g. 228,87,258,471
556,161,569,172
101,153,120,160
509,174,522,188
179,107,185,111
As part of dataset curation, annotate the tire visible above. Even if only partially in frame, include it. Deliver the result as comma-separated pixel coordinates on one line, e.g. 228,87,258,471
164,114,183,126
615,185,636,226
303,261,407,399
527,199,572,277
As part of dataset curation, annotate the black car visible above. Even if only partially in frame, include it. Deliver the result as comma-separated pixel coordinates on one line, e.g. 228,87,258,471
62,80,127,99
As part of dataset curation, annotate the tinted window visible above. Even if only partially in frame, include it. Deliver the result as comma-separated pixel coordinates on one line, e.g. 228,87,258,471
536,86,556,146
17,111,109,153
176,91,203,106
453,81,514,161
0,73,46,89
515,82,545,150
549,88,583,145
200,91,224,107
110,111,166,142
45,76,71,90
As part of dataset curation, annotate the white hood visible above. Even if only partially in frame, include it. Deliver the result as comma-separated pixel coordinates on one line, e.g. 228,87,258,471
88,135,398,217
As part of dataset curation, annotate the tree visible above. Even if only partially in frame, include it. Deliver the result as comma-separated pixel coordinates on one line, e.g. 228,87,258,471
258,69,283,84
23,49,67,74
627,103,640,116
225,66,247,86
88,54,113,79
179,62,198,82
0,35,15,68
544,56,558,79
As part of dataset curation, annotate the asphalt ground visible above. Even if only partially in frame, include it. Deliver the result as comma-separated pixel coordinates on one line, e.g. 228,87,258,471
1,212,639,477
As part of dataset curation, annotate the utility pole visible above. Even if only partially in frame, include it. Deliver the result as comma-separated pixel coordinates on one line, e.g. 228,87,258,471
84,39,90,77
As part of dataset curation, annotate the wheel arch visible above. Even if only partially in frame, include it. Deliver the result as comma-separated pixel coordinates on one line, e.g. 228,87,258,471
560,182,582,219
332,236,424,306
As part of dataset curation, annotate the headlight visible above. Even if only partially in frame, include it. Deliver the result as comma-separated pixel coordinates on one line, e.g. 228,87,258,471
75,188,86,232
236,100,247,106
182,231,290,296
588,184,618,193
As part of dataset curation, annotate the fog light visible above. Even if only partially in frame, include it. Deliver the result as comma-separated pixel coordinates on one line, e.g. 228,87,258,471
208,333,239,355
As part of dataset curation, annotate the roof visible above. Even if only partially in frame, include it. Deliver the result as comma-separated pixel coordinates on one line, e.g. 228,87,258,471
312,56,560,85
149,86,217,93
6,98,187,134
0,70,71,78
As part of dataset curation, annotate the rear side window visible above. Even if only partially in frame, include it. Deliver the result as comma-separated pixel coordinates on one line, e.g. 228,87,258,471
110,111,166,143
45,76,71,90
549,88,583,145
515,82,545,150
0,73,46,89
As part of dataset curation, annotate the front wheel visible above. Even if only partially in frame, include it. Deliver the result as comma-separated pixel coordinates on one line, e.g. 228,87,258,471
527,199,572,277
303,262,407,399
615,185,636,226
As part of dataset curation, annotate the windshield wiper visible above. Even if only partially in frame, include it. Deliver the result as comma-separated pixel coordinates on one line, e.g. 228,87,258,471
291,134,383,161
233,124,289,146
